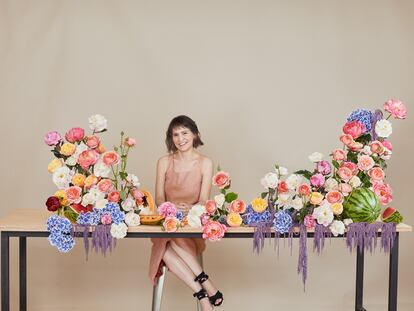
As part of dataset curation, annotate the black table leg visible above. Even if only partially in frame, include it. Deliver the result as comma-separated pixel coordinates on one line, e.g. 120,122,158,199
1,232,10,311
19,237,27,311
355,244,367,311
388,233,399,311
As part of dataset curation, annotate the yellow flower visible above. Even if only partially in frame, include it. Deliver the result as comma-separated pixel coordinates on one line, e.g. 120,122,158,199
331,202,343,215
84,175,99,188
226,212,242,227
309,192,324,205
47,159,63,173
72,173,86,187
60,143,76,156
54,189,69,206
251,197,267,213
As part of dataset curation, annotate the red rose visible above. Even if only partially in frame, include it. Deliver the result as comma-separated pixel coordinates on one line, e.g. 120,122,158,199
71,203,93,213
46,196,61,212
277,181,289,193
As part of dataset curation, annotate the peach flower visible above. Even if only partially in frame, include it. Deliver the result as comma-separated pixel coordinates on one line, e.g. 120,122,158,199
84,175,99,188
229,199,246,213
163,217,179,232
202,221,227,241
102,151,120,166
336,183,353,195
97,179,114,193
373,182,393,205
205,200,218,214
212,171,231,189
78,150,99,169
309,192,324,205
337,166,352,181
342,162,358,175
357,155,375,171
297,184,311,196
369,141,384,155
65,186,82,204
96,144,106,154
340,134,354,146
72,173,86,187
326,191,343,204
368,167,385,182
108,191,120,202
86,135,100,149
226,212,243,227
332,149,346,161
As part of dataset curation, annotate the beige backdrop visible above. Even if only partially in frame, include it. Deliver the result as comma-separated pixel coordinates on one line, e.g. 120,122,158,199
0,0,413,310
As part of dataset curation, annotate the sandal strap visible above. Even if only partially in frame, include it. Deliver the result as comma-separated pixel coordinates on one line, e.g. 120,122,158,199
209,290,224,306
193,288,208,300
194,271,209,284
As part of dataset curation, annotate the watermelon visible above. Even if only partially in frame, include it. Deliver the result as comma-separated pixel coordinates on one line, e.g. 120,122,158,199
343,188,381,223
381,207,403,224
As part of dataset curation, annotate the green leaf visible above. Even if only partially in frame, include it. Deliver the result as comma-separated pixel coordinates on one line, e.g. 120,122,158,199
114,146,118,151
347,151,358,163
119,172,128,180
225,192,238,203
261,192,268,199
355,133,372,145
332,160,340,169
220,189,226,195
217,165,221,172
294,170,312,180
64,208,78,223
51,150,62,158
120,190,127,201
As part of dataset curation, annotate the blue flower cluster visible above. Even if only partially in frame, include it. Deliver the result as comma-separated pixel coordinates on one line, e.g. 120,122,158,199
46,215,75,253
243,204,273,225
176,210,184,221
273,210,293,234
76,202,125,226
347,109,373,132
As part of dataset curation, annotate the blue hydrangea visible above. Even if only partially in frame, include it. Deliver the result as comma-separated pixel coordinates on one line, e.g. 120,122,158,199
48,233,75,253
76,211,99,226
243,204,273,225
273,210,293,234
218,215,227,224
47,215,72,234
176,210,184,221
46,215,75,253
347,109,373,132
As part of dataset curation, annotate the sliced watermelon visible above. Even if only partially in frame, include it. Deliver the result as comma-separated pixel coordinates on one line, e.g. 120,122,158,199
381,207,403,224
343,188,381,223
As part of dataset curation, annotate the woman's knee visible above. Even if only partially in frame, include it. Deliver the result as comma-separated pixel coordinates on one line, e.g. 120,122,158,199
171,238,197,256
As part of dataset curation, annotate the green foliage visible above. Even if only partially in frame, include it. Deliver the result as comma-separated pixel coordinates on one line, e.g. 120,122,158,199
64,208,78,223
294,170,312,180
225,192,238,203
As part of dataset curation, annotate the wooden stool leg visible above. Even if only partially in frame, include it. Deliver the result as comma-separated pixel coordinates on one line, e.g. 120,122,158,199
152,265,167,311
196,253,203,311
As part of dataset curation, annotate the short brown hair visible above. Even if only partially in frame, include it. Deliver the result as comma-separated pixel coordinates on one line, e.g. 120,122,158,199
165,115,204,153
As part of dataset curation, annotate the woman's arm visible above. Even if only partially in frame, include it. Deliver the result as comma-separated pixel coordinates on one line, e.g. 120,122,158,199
197,156,214,204
155,156,169,207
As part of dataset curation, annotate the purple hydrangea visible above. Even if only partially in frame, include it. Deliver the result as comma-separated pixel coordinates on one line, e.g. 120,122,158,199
347,109,373,132
273,210,293,234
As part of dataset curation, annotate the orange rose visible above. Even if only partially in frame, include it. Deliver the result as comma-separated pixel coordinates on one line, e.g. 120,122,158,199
163,217,179,232
205,200,217,214
229,199,246,213
298,184,311,196
212,171,231,189
326,191,343,204
84,175,99,188
65,186,82,204
72,173,86,187
309,192,324,205
102,151,120,166
226,212,242,227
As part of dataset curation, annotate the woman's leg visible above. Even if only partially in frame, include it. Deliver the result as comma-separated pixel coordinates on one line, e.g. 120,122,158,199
169,239,220,299
162,243,213,310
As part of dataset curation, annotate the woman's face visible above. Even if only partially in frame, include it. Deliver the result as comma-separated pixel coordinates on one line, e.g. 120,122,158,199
172,126,196,152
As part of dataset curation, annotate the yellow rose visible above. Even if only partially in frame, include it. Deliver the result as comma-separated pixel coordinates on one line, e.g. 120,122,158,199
84,175,99,188
72,173,86,187
60,143,76,156
251,197,267,213
309,192,324,205
331,202,343,215
226,212,242,227
47,158,63,173
54,189,69,206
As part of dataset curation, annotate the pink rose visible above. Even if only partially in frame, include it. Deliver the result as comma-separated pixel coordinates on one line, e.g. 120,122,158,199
368,167,385,182
357,155,375,171
317,161,332,175
229,199,246,213
384,99,407,119
65,186,82,204
310,173,325,188
201,214,210,225
163,217,179,232
373,182,393,205
304,215,316,229
277,181,289,193
77,150,99,170
326,190,343,204
336,183,353,195
102,151,120,166
342,121,365,139
212,171,231,189
108,191,120,202
332,149,346,161
298,184,311,196
124,137,137,147
342,162,359,175
101,214,113,225
131,188,144,200
86,135,100,149
369,141,384,155
158,201,178,217
44,131,61,146
382,140,393,151
65,127,85,143
205,200,217,214
337,167,353,181
202,221,227,242
97,179,114,193
339,134,354,147
349,141,364,151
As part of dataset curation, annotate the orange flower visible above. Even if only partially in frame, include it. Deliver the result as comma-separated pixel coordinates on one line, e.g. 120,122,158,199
229,199,246,213
226,213,242,227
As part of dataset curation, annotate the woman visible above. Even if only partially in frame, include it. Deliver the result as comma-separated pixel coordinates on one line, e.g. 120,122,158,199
148,115,223,310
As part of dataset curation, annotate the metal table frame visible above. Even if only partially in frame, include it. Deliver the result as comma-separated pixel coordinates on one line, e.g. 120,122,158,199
1,230,400,311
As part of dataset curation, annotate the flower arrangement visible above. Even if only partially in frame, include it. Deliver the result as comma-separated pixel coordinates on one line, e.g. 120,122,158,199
44,114,153,253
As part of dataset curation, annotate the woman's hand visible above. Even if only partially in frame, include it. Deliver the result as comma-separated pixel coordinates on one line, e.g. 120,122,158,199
176,202,191,213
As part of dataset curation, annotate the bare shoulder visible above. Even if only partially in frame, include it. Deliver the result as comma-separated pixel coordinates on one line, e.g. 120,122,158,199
199,154,213,171
157,154,171,170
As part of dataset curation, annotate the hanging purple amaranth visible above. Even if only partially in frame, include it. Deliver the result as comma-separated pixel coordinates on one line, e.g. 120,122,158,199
380,222,396,253
92,224,114,256
364,222,383,254
297,224,308,291
371,109,383,140
72,224,91,260
313,224,331,254
252,222,272,255
345,222,367,253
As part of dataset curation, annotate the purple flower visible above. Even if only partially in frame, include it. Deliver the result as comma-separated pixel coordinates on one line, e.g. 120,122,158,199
347,109,373,132
44,131,61,146
317,161,332,175
310,173,325,188
158,202,178,217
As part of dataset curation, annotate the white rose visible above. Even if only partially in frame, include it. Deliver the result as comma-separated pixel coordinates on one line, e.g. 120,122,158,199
88,114,108,132
308,152,324,162
187,214,202,228
189,204,206,217
81,193,94,206
94,160,111,178
349,176,361,188
343,218,353,227
312,201,334,227
52,167,73,189
65,155,77,166
89,187,105,203
290,197,303,210
324,177,339,192
260,172,279,189
285,174,301,190
95,198,108,209
126,174,140,187
214,194,225,208
125,212,140,226
330,220,345,237
375,119,392,138
121,197,136,212
275,166,288,176
110,222,128,239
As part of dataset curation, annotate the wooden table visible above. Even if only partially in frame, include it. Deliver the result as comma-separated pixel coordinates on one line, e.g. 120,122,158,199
0,208,412,311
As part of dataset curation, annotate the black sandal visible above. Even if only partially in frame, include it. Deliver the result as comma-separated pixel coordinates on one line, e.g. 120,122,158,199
194,271,224,307
193,288,209,301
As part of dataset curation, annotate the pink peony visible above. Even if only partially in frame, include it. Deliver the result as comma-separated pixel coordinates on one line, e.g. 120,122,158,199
77,150,99,170
212,171,231,189
297,184,311,196
342,162,358,175
65,127,85,143
337,167,353,181
304,215,316,229
65,186,82,204
369,141,384,155
205,200,217,214
229,199,246,213
97,179,114,193
336,183,353,195
102,151,120,166
44,131,61,146
373,182,393,205
384,99,407,119
158,201,178,217
310,173,325,188
357,155,375,171
368,167,385,182
332,149,346,161
382,140,393,151
163,217,179,232
86,135,100,149
101,214,113,225
108,191,120,202
326,190,343,204
342,121,365,139
340,134,354,147
131,188,144,200
317,161,332,175
202,221,227,241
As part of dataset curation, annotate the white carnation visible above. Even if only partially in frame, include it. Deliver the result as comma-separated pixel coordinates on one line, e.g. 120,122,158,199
312,201,334,227
94,160,111,178
95,198,108,209
308,152,324,162
214,194,225,208
189,204,206,217
126,174,140,187
52,167,73,189
125,212,140,226
375,119,392,138
330,220,345,236
88,114,108,132
324,177,339,192
121,197,136,212
349,176,361,188
187,214,202,228
285,174,301,190
260,172,279,189
110,222,128,239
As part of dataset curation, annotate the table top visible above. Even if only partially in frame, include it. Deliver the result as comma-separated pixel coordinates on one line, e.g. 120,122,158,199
0,208,411,233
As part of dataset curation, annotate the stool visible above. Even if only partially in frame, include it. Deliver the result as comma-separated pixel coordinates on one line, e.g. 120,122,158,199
151,253,204,311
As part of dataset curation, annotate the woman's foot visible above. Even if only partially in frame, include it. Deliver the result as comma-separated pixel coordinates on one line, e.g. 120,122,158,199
194,271,224,307
193,288,213,311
